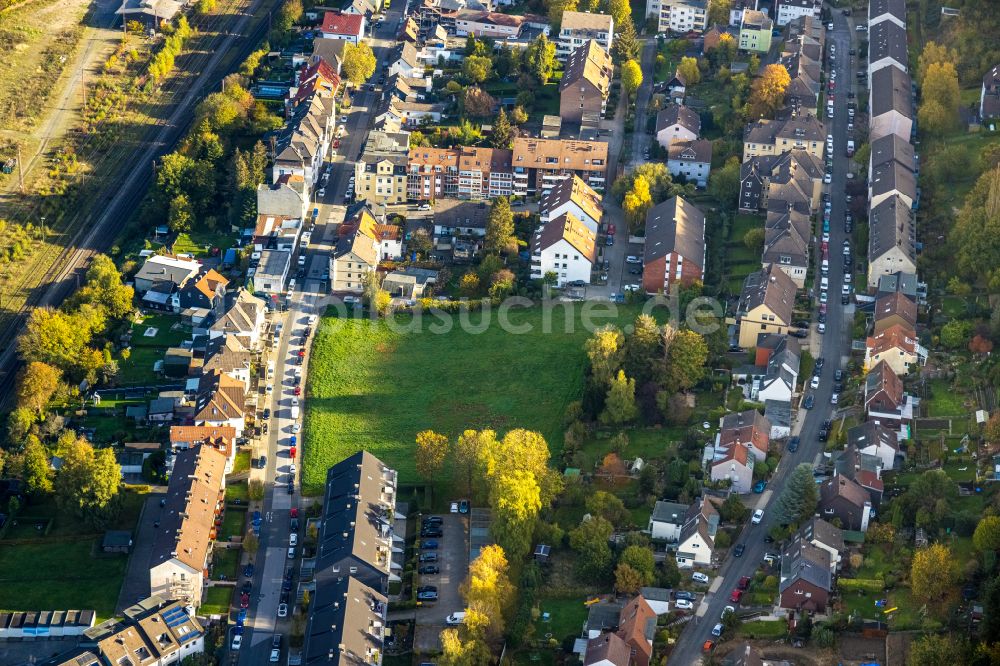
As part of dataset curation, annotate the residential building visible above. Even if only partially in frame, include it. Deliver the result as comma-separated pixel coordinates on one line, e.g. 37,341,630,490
877,271,919,302
331,216,380,294
431,199,491,238
736,263,797,349
641,196,706,294
863,359,915,432
203,335,252,390
762,204,811,287
738,9,773,53
617,597,656,666
655,104,701,149
752,334,800,402
648,501,689,542
834,445,886,509
742,115,825,160
272,92,335,188
302,575,388,666
387,42,422,78
868,0,906,29
710,443,755,493
407,146,514,200
459,146,514,199
530,212,597,286
867,195,916,288
512,137,609,194
764,400,792,439
454,9,533,38
312,37,348,74
775,0,819,26
314,451,400,593
739,149,823,213
539,175,604,232
869,132,917,177
665,70,688,104
407,146,460,200
819,473,872,531
149,445,226,609
134,255,201,295
252,214,303,252
778,538,832,611
194,370,245,436
780,43,822,111
257,175,310,221
320,10,365,42
869,161,916,209
355,130,410,205
792,518,844,572
583,633,631,666
980,64,1000,119
718,409,771,461
676,496,721,568
171,268,228,315
869,65,913,142
656,0,708,34
169,425,237,473
667,139,713,188
560,40,614,124
848,421,902,471
865,323,923,375
382,267,439,299
209,291,266,349
867,19,908,76
557,11,614,59
873,291,917,335
252,249,291,295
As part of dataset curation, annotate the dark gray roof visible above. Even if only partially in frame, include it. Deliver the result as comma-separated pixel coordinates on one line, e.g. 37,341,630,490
739,263,797,323
667,139,713,164
303,575,388,666
432,199,491,229
258,249,292,280
871,66,912,120
868,20,908,69
763,399,791,427
869,133,916,172
651,500,689,525
643,196,706,265
656,104,701,136
871,160,916,201
868,195,915,262
877,271,918,299
795,517,845,553
743,114,825,146
847,421,900,454
869,0,906,24
779,539,832,592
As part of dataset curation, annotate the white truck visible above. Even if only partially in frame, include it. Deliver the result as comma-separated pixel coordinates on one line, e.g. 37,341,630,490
846,140,855,157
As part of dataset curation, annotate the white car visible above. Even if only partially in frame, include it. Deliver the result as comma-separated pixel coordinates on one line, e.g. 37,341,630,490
692,572,710,584
446,612,467,626
289,463,296,475
810,375,820,390
317,188,326,198
308,314,318,325
292,397,299,407
842,283,851,296
623,284,641,292
831,393,840,405
278,603,288,618
752,509,764,524
232,635,242,650
820,290,828,304
288,547,296,559
270,649,281,663
625,255,642,264
675,599,694,610
292,423,301,433
290,533,298,546
266,383,274,394
823,173,832,184
418,203,431,211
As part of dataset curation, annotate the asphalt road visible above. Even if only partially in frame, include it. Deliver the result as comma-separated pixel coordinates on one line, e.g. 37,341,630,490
668,12,859,664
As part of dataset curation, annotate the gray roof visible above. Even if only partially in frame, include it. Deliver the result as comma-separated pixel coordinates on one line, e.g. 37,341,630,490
668,139,713,164
135,255,200,287
847,421,900,454
763,399,791,427
258,249,292,279
795,517,844,553
739,263,797,323
656,104,701,136
868,195,915,262
433,199,491,229
743,114,824,146
871,65,912,120
869,0,906,24
868,20,908,69
779,539,832,592
639,586,672,603
650,500,689,525
302,575,388,666
870,133,916,172
643,196,706,266
877,271,918,300
870,160,916,201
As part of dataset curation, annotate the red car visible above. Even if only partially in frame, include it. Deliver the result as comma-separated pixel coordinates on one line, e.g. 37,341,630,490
729,589,743,603
290,446,297,459
290,508,298,519
294,386,302,396
297,350,305,358
819,303,828,315
607,224,616,236
240,593,250,608
737,576,751,590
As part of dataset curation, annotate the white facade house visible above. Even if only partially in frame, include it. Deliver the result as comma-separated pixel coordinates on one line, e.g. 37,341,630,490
538,175,604,233
530,212,597,286
657,0,708,33
666,139,712,188
556,11,614,59
648,501,688,542
775,0,819,26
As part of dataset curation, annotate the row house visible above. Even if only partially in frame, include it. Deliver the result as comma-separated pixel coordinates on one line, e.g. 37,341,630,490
867,195,916,288
407,146,514,200
736,263,797,349
869,0,906,29
863,359,917,436
530,212,597,286
869,65,912,143
539,174,604,232
742,114,826,161
272,92,336,188
559,40,613,124
355,130,411,206
867,19,907,77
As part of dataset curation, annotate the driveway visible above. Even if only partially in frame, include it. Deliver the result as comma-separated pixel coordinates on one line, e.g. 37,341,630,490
412,513,469,652
0,638,79,665
116,493,163,612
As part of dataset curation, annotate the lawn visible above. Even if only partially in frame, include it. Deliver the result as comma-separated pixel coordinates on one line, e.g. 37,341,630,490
220,508,247,540
117,346,165,385
303,305,647,492
577,428,682,470
197,585,233,617
738,619,787,638
172,231,236,258
0,540,127,621
233,450,251,474
212,548,240,581
226,481,250,503
130,314,187,348
533,595,590,643
925,378,970,416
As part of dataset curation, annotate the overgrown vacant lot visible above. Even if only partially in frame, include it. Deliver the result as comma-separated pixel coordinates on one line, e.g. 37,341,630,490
302,304,646,493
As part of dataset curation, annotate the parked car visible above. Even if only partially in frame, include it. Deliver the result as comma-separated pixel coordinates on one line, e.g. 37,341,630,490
733,543,746,557
422,540,439,550
738,576,751,590
753,480,767,493
417,591,439,601
419,565,440,575
419,552,438,562
674,591,696,601
729,589,743,603
787,436,800,452
711,623,724,637
692,572,710,584
675,599,694,610
277,603,288,618
446,612,467,626
752,509,764,524
803,394,815,409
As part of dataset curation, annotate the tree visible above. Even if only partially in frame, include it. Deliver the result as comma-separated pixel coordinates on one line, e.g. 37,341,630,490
940,319,971,349
613,162,683,204
464,86,496,118
660,329,708,394
952,167,1000,289
601,370,637,424
22,435,53,495
917,41,958,87
463,55,493,83
439,628,492,666
511,105,528,125
15,362,61,416
524,34,556,84
54,437,121,527
415,430,450,480
18,307,105,377
918,98,954,137
585,325,625,387
615,563,645,594
479,429,560,506
586,490,630,524
920,62,960,129
743,227,765,252
719,494,750,523
489,108,514,150
611,19,639,64
748,64,791,118
455,429,497,498
608,0,632,28
909,634,966,666
974,516,1000,552
622,174,653,231
623,314,663,384
618,545,655,585
622,59,643,98
7,408,35,444
911,543,957,612
569,516,614,581
72,255,135,320
491,471,542,562
462,544,515,640
772,464,818,526
168,193,194,233
243,531,259,556
676,57,701,86
708,157,741,209
985,412,1000,444
707,0,732,24
342,42,377,85
484,197,515,254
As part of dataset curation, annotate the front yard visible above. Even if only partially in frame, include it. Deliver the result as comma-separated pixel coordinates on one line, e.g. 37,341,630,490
197,585,233,617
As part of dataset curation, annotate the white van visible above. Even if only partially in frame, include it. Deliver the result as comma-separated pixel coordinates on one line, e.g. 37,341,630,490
446,612,466,626
291,406,300,420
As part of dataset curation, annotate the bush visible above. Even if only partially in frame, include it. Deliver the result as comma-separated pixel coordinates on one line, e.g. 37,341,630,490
714,530,732,548
839,577,884,592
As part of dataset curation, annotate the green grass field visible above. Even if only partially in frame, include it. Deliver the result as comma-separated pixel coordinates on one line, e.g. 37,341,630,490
197,585,233,617
302,305,646,493
221,508,247,540
533,596,590,642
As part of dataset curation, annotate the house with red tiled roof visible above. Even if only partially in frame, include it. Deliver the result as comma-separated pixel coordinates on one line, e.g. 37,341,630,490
320,11,365,43
865,323,925,375
710,444,755,494
717,409,771,461
616,596,656,666
169,425,238,473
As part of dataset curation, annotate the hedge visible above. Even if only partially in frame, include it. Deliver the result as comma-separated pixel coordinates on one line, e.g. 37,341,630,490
839,577,884,592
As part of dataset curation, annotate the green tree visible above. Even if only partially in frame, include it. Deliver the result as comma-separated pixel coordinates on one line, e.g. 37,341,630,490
622,174,653,231
569,516,614,582
719,494,750,523
546,0,579,27
7,408,35,444
676,57,701,86
743,227,765,252
484,197,515,254
15,361,61,416
615,563,645,594
909,634,967,666
608,0,632,29
72,255,135,320
18,307,105,377
491,471,541,564
952,167,1000,289
707,0,732,24
342,42,377,85
709,157,742,209
463,55,493,83
660,329,708,394
618,545,655,584
601,370,637,424
585,490,630,524
917,41,959,87
22,435,53,495
586,325,626,387
623,314,663,384
772,463,818,526
524,34,556,83
622,59,643,98
455,429,497,498
940,319,971,349
54,437,121,527
168,193,194,233
511,105,529,125
491,107,513,149
415,430,450,480
918,98,954,136
974,516,1000,552
611,19,639,63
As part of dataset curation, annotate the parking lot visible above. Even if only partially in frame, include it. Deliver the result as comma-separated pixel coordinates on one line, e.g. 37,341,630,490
412,513,469,652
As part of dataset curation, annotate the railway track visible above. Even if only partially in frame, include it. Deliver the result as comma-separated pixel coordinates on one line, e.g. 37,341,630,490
0,0,276,403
